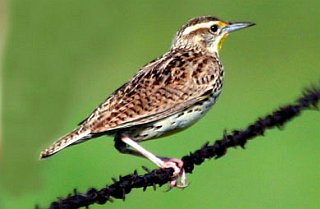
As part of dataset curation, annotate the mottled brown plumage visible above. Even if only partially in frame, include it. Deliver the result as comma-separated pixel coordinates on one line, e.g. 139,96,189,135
83,49,222,133
40,16,254,188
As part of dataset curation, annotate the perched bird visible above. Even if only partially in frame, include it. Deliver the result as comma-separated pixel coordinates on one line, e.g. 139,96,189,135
40,16,255,188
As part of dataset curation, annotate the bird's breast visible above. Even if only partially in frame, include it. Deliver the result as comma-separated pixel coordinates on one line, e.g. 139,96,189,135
123,89,222,142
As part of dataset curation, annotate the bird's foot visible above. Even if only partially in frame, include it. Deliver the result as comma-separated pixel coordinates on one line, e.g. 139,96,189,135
159,158,187,190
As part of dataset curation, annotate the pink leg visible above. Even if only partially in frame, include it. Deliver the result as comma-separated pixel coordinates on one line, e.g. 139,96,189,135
121,136,187,189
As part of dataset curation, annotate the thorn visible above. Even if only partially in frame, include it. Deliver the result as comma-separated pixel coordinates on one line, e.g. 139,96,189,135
223,129,228,135
133,170,138,175
122,189,126,201
142,165,151,172
143,185,147,192
201,141,209,148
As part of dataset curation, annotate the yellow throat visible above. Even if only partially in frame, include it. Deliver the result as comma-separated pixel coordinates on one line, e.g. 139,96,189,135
218,34,228,52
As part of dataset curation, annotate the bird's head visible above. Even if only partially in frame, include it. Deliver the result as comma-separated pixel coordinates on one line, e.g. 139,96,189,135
172,16,255,55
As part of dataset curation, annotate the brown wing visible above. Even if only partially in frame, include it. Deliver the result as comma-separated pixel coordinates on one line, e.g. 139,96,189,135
82,49,222,133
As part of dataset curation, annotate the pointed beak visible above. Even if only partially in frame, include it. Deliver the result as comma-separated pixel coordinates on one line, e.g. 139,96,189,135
222,22,255,33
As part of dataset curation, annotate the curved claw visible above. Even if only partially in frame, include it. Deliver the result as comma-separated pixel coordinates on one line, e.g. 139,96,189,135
166,168,188,191
160,158,188,191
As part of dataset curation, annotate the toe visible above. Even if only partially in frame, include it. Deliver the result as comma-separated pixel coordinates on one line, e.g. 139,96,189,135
158,158,188,190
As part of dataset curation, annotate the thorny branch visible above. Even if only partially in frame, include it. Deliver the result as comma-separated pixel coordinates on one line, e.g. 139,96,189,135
39,86,320,209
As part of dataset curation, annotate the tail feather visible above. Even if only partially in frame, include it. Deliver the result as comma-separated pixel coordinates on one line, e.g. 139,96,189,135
40,127,91,159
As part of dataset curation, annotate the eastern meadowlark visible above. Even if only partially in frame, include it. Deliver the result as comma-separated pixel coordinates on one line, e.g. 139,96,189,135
40,16,255,188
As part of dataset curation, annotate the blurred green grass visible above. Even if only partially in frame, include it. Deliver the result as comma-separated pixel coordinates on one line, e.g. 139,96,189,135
1,0,320,208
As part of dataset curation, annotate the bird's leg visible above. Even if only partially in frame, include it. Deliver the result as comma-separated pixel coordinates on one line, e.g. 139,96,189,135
118,135,187,189
115,137,186,185
114,137,145,158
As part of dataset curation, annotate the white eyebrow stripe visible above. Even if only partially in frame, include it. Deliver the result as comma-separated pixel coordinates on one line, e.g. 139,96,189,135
182,22,215,36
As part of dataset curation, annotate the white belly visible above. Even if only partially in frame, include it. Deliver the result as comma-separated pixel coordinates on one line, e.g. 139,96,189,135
126,91,221,141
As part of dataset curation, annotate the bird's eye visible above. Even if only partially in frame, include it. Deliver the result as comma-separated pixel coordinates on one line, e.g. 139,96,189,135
210,24,218,33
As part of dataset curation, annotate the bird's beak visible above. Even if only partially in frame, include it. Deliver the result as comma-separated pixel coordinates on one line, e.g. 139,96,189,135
222,22,255,34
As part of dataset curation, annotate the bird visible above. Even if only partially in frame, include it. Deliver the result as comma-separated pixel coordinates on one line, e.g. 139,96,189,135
40,16,255,188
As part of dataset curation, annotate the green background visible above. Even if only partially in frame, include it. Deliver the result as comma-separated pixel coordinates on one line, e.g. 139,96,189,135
1,0,320,208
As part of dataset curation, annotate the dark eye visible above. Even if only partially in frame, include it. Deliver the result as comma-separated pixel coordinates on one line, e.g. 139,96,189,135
210,24,218,33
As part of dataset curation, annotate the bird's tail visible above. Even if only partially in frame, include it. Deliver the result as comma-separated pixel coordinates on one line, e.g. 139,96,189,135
39,127,91,159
